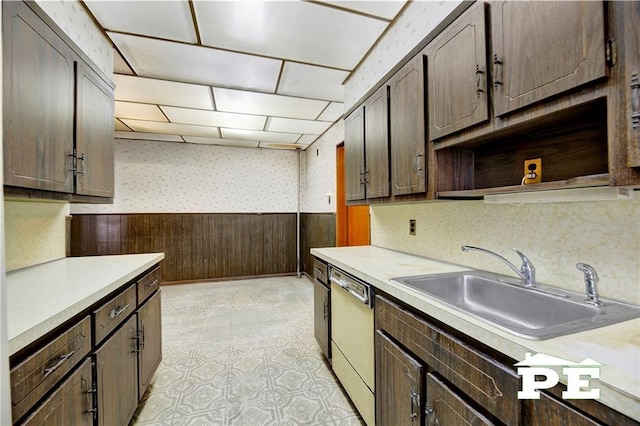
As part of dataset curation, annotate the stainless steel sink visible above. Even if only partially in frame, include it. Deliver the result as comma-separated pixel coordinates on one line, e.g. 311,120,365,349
391,271,640,340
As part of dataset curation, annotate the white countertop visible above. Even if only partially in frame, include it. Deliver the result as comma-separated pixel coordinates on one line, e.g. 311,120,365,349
7,253,165,356
311,245,640,421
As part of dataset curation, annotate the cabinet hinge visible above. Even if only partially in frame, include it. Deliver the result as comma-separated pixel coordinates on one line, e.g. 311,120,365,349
606,39,616,68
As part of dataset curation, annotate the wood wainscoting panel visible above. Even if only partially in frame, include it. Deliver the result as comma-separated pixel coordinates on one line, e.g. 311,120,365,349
70,213,297,283
301,213,336,275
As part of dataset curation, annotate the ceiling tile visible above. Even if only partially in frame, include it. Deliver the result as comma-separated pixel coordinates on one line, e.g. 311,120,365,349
266,117,332,135
320,1,407,20
114,75,213,110
115,102,167,122
161,106,266,131
183,136,260,148
84,1,197,43
194,1,388,69
122,120,221,138
318,102,345,122
110,33,281,92
113,49,133,75
221,128,300,143
114,119,130,131
214,88,328,120
296,135,320,146
114,131,184,143
278,62,347,102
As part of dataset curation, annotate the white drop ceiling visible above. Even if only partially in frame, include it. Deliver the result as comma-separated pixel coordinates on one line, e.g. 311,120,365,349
83,0,408,150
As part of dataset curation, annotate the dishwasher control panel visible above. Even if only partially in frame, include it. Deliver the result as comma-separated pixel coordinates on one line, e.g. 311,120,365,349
329,267,373,307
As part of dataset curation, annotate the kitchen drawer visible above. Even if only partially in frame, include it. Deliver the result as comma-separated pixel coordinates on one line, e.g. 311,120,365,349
136,266,160,305
313,258,328,285
10,316,91,422
20,358,94,426
93,284,136,345
375,295,520,425
426,372,493,425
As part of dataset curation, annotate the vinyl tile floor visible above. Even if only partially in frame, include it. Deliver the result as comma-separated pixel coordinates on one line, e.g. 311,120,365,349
131,276,364,426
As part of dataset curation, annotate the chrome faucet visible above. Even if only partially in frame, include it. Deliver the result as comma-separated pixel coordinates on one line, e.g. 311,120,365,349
461,245,536,287
576,263,602,307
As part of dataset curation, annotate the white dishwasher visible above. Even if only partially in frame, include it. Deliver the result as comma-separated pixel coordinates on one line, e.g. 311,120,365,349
330,267,375,426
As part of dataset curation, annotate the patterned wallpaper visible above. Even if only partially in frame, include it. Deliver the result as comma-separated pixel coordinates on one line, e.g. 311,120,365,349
302,121,344,213
344,0,462,110
35,0,113,76
71,140,300,214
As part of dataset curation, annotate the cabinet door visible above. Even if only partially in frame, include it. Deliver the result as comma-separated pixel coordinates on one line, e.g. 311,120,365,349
313,280,330,360
389,54,427,196
94,315,138,426
21,358,94,426
427,2,488,140
376,331,424,426
426,373,493,425
3,1,75,193
75,62,115,197
137,291,162,398
492,1,606,116
344,106,366,201
363,86,390,199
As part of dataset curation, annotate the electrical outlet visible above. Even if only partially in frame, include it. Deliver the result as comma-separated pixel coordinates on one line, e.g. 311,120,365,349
523,158,542,184
409,219,416,236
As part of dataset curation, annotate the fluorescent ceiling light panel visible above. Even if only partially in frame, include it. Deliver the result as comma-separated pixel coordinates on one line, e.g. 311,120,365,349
122,120,221,138
114,75,213,110
114,119,130,131
266,117,332,135
115,102,167,122
321,1,407,20
183,136,260,148
318,102,345,121
278,62,347,102
84,1,197,43
221,128,300,143
110,33,281,92
114,131,184,143
194,1,387,69
161,106,266,130
214,88,328,120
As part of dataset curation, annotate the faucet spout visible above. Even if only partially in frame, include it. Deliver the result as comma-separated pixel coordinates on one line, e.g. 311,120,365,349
461,245,536,287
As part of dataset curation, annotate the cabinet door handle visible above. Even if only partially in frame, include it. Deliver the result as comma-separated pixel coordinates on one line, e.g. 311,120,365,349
109,303,130,319
140,326,146,349
85,380,97,416
416,150,424,173
632,73,639,129
77,153,86,176
42,351,75,378
132,334,140,353
323,300,328,319
145,278,159,288
493,55,503,89
475,65,485,97
410,387,420,422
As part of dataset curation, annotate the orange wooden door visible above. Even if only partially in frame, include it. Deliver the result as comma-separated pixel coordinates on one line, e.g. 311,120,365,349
336,144,370,246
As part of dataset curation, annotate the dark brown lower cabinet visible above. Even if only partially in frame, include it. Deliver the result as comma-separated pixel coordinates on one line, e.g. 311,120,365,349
94,315,139,426
375,330,424,426
313,279,330,360
137,291,162,397
426,373,493,425
21,359,94,426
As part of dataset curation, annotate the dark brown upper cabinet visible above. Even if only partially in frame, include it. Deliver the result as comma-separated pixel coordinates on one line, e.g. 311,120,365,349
491,1,607,117
344,106,366,202
3,1,115,202
389,54,427,196
427,1,489,141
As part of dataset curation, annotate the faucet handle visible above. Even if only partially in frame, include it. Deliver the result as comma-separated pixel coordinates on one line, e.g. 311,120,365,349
576,263,601,306
512,248,536,286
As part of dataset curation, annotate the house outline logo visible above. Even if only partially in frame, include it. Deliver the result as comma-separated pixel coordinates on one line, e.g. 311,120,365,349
515,352,602,400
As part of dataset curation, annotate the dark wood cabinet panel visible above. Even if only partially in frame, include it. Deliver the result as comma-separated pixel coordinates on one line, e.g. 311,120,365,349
389,54,427,196
344,107,366,201
93,284,137,346
3,0,75,193
312,279,330,360
75,61,115,198
94,315,139,426
363,86,390,199
427,1,488,140
620,1,640,168
426,373,493,426
375,330,424,426
21,358,94,426
492,1,607,116
137,291,162,399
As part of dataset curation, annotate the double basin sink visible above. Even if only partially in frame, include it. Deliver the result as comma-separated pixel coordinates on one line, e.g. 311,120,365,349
391,271,640,340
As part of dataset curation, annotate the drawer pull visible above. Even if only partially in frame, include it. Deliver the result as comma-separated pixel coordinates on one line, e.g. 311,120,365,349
145,278,159,288
42,351,75,378
109,304,130,319
139,326,146,349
